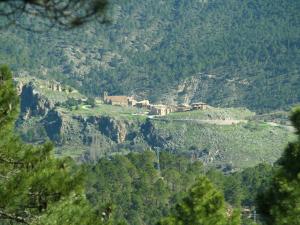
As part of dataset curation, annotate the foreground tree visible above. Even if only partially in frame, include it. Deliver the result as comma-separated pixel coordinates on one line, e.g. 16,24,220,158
0,0,109,30
0,65,103,224
157,176,240,225
257,108,300,225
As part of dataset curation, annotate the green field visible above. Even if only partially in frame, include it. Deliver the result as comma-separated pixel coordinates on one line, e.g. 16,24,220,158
60,103,148,121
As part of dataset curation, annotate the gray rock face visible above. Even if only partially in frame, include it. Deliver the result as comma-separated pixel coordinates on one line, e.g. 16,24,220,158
140,119,167,148
20,82,54,119
42,109,63,142
97,116,127,143
41,112,132,146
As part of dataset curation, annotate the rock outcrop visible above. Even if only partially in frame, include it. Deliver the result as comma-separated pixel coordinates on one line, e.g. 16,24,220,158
42,109,63,142
20,82,54,119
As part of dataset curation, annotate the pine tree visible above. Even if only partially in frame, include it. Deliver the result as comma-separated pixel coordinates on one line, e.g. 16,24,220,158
157,175,240,225
257,108,300,225
0,65,103,224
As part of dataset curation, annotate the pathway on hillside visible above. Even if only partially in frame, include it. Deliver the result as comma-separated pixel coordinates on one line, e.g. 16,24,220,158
152,118,248,125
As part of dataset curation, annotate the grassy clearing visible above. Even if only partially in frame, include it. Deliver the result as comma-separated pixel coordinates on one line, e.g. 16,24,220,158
61,103,148,121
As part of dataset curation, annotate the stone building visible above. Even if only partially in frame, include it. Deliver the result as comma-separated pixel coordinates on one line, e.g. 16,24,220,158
191,102,208,110
135,100,150,108
128,98,137,107
103,92,136,107
149,105,172,116
176,103,191,112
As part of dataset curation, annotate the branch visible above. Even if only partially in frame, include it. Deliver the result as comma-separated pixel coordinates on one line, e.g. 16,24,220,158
0,155,24,165
0,210,29,224
0,0,110,31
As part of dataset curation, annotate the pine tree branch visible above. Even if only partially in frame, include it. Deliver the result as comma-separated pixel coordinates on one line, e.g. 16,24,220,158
0,210,29,224
0,155,24,165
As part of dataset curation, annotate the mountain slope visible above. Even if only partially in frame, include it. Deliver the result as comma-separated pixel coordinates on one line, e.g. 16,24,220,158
1,0,299,111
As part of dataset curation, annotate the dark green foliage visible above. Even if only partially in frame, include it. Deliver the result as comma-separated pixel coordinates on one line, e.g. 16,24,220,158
85,149,273,225
257,108,300,224
206,164,273,208
157,176,240,225
206,164,274,224
85,151,204,225
238,164,273,207
36,196,105,225
0,65,19,130
62,97,82,110
222,176,243,207
86,97,96,108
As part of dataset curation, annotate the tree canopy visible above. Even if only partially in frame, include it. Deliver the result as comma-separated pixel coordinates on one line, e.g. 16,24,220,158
257,108,300,225
157,176,240,225
0,65,103,224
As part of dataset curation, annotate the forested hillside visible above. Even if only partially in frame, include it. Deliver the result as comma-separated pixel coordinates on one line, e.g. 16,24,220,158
1,0,299,111
84,151,273,225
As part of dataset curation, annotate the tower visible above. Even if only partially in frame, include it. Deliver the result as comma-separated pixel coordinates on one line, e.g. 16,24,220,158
103,91,108,101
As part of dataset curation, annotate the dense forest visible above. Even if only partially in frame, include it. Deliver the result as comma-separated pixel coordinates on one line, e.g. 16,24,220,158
1,66,300,224
1,0,299,111
84,151,274,225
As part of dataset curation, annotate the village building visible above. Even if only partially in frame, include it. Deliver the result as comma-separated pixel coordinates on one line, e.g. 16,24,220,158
176,103,191,112
149,105,172,116
135,100,150,109
103,92,136,107
191,102,208,110
128,98,137,107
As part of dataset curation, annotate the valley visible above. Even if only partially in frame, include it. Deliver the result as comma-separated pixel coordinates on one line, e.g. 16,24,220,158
1,0,299,224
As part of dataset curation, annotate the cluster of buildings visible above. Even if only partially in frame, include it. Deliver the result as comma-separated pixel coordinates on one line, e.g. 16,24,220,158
103,92,208,116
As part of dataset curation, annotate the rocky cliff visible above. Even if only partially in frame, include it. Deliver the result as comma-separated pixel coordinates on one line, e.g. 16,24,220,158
20,82,54,119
